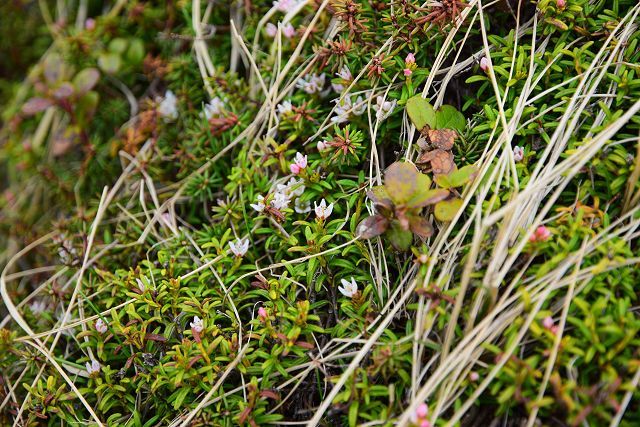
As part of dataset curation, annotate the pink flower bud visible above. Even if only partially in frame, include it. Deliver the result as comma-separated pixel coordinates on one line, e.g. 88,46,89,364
420,421,431,427
258,307,268,320
556,0,566,8
404,68,413,77
405,53,416,65
85,18,96,31
480,57,490,72
266,23,277,37
542,316,554,330
530,225,551,242
416,403,428,418
469,371,479,381
290,164,301,175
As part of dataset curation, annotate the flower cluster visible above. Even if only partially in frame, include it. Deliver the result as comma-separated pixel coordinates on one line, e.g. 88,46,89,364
373,96,396,121
529,225,551,243
203,97,226,119
266,22,296,38
331,65,353,92
296,73,326,94
410,403,430,427
331,94,366,124
404,52,417,77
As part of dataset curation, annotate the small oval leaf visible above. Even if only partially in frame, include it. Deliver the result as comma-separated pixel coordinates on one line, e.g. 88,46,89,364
73,68,100,95
357,215,389,239
22,97,54,115
434,198,464,222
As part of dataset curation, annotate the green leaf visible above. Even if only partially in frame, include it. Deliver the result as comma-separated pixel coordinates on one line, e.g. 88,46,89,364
73,68,100,95
384,162,418,204
435,105,466,131
98,52,122,75
434,198,463,222
126,39,145,64
408,188,449,208
435,165,478,189
406,96,436,130
387,224,413,250
109,38,128,54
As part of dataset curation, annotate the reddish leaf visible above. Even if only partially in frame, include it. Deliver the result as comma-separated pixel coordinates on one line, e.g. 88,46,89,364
145,333,167,342
409,216,434,239
357,215,389,239
52,82,74,99
22,97,54,115
259,390,281,401
427,128,457,150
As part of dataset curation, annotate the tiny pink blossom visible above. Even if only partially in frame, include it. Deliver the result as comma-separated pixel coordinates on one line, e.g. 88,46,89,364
556,0,566,8
282,23,296,38
420,421,431,427
542,316,554,330
404,68,413,77
266,23,277,37
480,56,490,72
469,371,480,382
405,53,416,65
258,307,268,320
290,152,307,174
529,225,551,242
95,318,108,334
416,403,428,418
317,140,330,151
85,18,96,31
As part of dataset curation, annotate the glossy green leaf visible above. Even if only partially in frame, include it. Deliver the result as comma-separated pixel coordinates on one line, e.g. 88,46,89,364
98,52,122,75
435,165,478,189
387,224,413,250
434,198,463,222
406,96,436,130
73,68,100,95
407,188,449,208
435,105,466,131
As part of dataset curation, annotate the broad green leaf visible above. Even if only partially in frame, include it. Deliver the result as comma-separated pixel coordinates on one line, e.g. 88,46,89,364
126,39,145,64
435,165,478,189
406,96,436,130
388,224,413,250
73,68,100,95
367,186,392,208
109,37,128,54
408,188,449,208
98,52,122,75
434,198,463,222
435,105,466,131
384,162,418,204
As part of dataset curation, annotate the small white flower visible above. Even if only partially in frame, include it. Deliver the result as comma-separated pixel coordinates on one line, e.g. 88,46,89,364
250,195,266,212
479,56,490,72
336,65,352,81
229,238,250,257
314,198,334,220
296,73,326,94
317,139,331,152
332,95,367,123
282,22,296,38
271,192,291,210
29,300,47,314
295,198,311,213
203,97,225,119
190,316,204,333
338,277,358,297
86,359,101,376
158,90,178,121
95,318,108,334
277,178,305,198
513,146,524,162
373,96,396,121
277,100,293,116
266,22,277,37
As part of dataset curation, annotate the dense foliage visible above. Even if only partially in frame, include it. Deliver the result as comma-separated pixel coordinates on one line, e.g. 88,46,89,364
1,0,640,426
